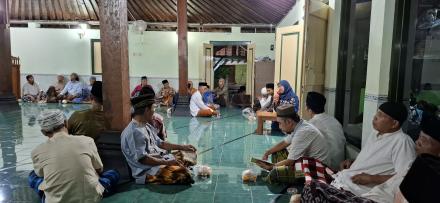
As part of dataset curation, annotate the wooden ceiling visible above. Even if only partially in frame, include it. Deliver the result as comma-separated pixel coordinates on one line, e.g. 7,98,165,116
8,0,296,25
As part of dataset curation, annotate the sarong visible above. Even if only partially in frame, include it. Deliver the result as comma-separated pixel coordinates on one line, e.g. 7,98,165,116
29,169,120,202
145,151,196,185
301,180,377,203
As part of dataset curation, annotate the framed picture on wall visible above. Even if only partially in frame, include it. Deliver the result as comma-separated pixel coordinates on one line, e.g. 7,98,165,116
91,39,102,75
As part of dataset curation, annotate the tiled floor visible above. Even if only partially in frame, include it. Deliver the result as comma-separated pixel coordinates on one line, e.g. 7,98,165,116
0,103,292,203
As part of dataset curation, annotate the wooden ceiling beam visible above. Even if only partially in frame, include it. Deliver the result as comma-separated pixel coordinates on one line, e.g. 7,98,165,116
53,0,64,20
60,0,71,20
83,0,97,20
138,0,162,22
186,0,213,23
7,0,295,25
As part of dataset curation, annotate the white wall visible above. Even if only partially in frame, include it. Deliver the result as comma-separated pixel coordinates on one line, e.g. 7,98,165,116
11,27,275,92
11,28,100,75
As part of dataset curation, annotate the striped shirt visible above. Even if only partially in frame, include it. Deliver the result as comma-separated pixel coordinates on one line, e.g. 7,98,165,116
284,120,329,165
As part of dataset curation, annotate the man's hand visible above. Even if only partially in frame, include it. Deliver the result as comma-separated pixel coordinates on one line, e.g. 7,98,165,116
262,151,270,161
351,173,374,185
340,159,354,170
165,159,185,167
182,145,196,152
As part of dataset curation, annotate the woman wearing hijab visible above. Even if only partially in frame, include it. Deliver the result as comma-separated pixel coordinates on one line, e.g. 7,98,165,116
272,80,300,131
276,80,300,111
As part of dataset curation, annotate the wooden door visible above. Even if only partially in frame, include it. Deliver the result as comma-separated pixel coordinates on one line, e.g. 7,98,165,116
203,43,214,88
302,0,329,117
246,44,256,106
274,24,305,109
254,61,275,98
11,57,21,99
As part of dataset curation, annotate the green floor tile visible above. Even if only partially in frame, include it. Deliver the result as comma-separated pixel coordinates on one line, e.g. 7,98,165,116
0,104,292,203
214,193,252,203
173,192,214,203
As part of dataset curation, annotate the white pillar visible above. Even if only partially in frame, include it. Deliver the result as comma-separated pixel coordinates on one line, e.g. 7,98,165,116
324,0,342,116
361,0,397,146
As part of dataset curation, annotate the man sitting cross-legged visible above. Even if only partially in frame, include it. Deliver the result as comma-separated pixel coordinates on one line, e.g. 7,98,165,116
29,110,119,203
259,104,329,183
159,80,176,107
300,110,440,203
68,81,109,140
190,82,219,117
139,85,167,140
121,93,197,184
331,102,416,196
305,91,346,170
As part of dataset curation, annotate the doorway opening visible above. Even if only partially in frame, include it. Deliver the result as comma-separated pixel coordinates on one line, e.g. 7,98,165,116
204,41,256,107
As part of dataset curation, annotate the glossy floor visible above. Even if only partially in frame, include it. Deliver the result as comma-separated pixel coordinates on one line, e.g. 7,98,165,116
0,103,291,203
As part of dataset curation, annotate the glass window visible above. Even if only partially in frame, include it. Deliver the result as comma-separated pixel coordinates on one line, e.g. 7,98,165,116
391,0,440,139
336,0,372,149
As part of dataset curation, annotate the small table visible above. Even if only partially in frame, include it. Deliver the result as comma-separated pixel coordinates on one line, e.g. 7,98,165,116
256,111,277,135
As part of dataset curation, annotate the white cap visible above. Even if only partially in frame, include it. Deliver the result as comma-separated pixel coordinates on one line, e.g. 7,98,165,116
37,110,66,132
261,87,267,95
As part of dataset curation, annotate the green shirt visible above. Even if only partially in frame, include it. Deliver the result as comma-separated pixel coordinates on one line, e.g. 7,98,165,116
68,109,108,140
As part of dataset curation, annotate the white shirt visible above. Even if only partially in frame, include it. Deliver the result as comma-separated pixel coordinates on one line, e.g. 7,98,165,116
362,168,410,203
59,81,83,96
31,131,104,203
309,113,346,170
259,95,272,110
190,91,210,117
22,82,41,96
331,129,416,196
284,120,329,164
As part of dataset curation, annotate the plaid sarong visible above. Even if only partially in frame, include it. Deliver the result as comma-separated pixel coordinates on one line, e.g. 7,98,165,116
294,157,335,184
266,156,334,185
301,180,377,203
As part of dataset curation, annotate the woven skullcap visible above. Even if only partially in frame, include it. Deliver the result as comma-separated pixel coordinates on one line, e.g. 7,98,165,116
37,110,66,132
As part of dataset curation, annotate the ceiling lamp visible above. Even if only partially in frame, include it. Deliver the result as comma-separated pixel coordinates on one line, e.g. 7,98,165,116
133,20,147,34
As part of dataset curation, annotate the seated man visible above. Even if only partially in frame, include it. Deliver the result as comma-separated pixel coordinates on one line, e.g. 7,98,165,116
331,102,416,196
22,75,42,102
396,156,440,203
68,81,109,140
131,76,152,97
260,104,329,183
29,110,119,203
231,86,251,108
305,91,346,170
81,76,97,102
214,78,228,107
187,81,197,96
258,87,273,112
58,73,83,102
121,94,197,184
140,86,167,140
203,85,215,105
159,80,176,107
54,74,65,95
301,111,440,203
190,82,219,117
